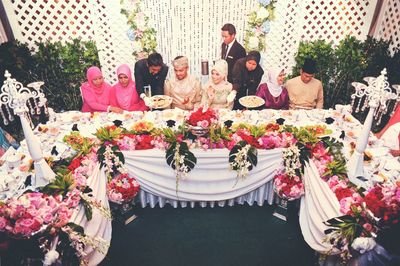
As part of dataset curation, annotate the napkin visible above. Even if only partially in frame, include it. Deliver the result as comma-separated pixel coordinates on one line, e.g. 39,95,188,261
325,117,335,124
166,120,176,127
71,124,79,131
276,118,285,125
51,146,59,156
224,120,233,128
113,120,123,127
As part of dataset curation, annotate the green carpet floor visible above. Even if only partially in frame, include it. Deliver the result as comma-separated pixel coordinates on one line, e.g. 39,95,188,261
100,203,317,266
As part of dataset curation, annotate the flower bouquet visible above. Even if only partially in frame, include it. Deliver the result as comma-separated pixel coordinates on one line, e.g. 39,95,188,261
107,174,140,224
273,172,304,200
187,107,217,136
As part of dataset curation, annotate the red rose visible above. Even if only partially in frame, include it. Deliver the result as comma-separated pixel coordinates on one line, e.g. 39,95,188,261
68,156,83,171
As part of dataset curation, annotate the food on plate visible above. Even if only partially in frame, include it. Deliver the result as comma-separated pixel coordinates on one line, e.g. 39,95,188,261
239,96,265,108
151,96,172,108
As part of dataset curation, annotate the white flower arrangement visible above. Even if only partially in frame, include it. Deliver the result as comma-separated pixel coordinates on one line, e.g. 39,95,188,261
244,0,276,51
121,0,157,59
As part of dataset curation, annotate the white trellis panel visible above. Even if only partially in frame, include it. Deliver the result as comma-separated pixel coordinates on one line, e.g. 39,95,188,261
373,0,400,55
2,0,385,84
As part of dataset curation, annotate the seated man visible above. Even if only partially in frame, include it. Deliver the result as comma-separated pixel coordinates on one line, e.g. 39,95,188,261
135,52,169,99
286,58,324,109
164,56,201,110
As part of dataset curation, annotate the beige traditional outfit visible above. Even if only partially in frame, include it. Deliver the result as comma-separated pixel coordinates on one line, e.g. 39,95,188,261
201,59,235,110
164,57,202,110
286,76,324,109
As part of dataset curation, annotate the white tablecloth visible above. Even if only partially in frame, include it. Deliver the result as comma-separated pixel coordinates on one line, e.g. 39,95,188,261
69,166,112,266
299,161,341,254
122,148,283,207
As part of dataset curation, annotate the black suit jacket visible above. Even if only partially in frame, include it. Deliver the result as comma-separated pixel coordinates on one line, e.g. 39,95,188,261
221,40,246,83
134,58,169,96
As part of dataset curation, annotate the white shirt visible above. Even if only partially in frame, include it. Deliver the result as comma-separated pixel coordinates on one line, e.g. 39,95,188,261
224,39,236,59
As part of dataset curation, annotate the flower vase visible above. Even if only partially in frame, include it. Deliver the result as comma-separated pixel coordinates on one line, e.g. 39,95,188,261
111,200,137,225
272,194,289,221
272,194,300,221
190,126,209,137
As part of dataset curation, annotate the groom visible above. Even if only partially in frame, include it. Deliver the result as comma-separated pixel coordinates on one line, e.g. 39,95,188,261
220,23,246,83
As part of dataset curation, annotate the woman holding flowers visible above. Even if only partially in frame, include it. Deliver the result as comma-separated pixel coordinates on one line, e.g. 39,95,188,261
256,67,289,110
201,59,236,110
81,66,122,113
110,64,148,112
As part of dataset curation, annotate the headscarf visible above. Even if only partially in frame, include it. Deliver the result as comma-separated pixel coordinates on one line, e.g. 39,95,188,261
86,66,106,94
246,51,261,65
210,59,228,81
265,67,284,97
172,56,188,69
114,64,136,109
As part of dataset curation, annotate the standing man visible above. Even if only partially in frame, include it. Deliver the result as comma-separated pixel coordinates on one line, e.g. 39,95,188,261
135,52,169,99
286,58,324,109
221,23,246,83
164,56,202,110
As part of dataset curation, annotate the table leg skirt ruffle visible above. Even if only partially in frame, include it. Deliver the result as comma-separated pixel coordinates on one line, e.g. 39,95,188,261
138,181,274,208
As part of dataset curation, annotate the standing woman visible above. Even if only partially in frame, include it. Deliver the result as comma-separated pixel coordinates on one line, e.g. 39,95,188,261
81,66,122,113
201,59,236,110
111,64,148,112
256,68,289,110
232,51,264,110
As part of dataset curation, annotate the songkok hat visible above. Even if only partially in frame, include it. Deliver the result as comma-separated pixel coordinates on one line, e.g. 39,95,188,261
302,58,317,74
211,59,228,79
172,56,189,69
246,51,261,64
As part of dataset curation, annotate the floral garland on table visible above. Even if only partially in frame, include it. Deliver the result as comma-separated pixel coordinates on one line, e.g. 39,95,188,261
244,0,276,51
121,0,157,59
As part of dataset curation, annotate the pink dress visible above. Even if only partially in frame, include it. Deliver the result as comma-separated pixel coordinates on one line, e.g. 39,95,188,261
81,66,112,112
256,83,289,110
110,64,148,112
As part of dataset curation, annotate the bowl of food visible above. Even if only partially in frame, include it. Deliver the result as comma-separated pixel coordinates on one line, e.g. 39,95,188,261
239,96,265,108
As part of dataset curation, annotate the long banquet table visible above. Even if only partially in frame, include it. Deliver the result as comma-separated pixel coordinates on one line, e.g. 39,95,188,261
3,106,399,265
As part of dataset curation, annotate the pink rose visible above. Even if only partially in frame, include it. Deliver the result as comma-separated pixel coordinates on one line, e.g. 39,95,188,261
0,217,8,230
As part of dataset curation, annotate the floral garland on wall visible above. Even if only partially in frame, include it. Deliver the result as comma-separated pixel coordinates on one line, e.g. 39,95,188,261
244,0,276,51
121,0,157,60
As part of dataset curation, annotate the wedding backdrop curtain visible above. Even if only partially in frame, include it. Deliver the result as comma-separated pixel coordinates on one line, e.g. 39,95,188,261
2,0,386,82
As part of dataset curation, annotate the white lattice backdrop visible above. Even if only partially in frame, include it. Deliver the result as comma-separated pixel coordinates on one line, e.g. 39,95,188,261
3,0,396,85
373,0,400,55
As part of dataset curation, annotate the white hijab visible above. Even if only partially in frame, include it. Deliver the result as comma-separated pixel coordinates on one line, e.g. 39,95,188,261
264,67,284,97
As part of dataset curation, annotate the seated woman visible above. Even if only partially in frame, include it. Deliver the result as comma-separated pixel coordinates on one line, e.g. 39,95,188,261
201,60,235,110
81,66,122,113
111,64,148,112
0,127,19,158
256,67,289,110
232,51,264,110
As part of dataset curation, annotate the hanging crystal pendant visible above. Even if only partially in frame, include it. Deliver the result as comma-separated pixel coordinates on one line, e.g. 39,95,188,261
0,108,8,125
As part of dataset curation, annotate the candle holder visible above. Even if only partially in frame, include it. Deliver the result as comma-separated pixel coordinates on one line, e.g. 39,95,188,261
0,70,55,187
348,69,399,188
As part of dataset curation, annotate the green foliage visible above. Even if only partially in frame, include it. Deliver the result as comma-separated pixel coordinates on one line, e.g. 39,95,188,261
33,39,100,111
0,39,100,113
291,36,399,130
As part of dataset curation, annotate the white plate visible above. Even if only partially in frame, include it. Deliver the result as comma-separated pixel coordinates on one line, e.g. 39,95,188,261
151,95,172,109
239,96,265,108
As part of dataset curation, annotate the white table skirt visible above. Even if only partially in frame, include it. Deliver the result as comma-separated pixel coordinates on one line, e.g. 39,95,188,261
122,148,283,208
299,161,341,254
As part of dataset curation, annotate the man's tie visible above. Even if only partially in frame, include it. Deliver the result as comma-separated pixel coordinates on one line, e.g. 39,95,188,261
221,43,228,59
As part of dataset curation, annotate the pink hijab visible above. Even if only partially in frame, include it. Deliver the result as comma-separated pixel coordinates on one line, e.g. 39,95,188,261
112,64,147,111
114,64,135,109
81,66,112,112
86,66,108,94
